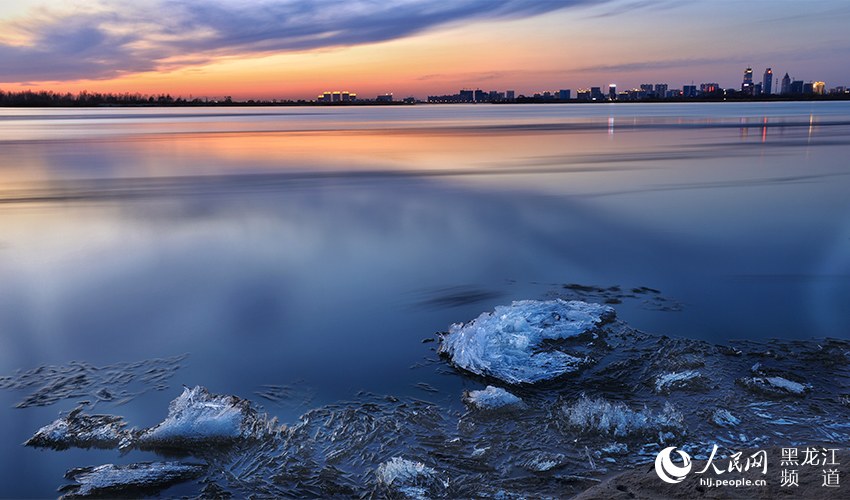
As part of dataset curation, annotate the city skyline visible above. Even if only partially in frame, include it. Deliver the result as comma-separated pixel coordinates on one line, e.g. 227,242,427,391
0,0,849,100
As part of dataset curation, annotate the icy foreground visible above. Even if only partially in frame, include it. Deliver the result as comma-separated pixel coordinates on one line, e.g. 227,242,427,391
439,299,615,384
19,301,850,498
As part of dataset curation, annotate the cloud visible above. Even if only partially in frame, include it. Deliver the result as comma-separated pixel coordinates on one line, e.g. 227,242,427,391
0,0,606,83
585,0,676,18
572,57,737,73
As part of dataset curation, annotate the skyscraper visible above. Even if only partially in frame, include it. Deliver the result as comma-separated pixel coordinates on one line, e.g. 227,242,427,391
741,67,754,96
781,73,791,95
608,84,617,100
763,68,773,95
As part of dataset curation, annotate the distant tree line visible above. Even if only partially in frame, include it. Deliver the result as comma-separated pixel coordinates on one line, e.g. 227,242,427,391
0,90,311,107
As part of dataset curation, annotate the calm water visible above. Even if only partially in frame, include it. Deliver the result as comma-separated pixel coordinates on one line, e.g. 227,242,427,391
1,102,849,497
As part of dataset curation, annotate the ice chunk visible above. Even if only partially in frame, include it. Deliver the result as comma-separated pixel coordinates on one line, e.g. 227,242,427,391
138,386,264,448
654,370,705,394
375,457,445,499
520,452,566,472
711,408,741,427
601,442,628,455
737,376,812,398
59,462,204,498
561,396,682,437
439,299,614,384
463,386,525,411
26,408,133,450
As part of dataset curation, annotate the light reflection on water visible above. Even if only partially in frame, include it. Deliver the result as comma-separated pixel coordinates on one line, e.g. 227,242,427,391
1,102,849,496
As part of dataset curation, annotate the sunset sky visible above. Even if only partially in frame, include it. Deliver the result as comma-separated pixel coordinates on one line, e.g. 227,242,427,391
1,0,849,100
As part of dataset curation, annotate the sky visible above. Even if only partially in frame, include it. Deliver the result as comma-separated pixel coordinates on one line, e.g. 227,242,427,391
0,0,849,100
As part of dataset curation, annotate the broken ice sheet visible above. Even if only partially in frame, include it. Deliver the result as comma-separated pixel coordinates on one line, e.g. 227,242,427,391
0,354,187,408
27,386,280,453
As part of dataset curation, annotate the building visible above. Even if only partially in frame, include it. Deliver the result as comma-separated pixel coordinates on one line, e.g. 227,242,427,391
458,89,474,102
506,90,515,101
813,81,826,95
376,93,393,102
654,83,668,96
608,84,617,100
763,68,773,95
590,87,604,101
317,90,356,103
682,85,697,98
558,89,571,100
700,83,720,95
781,73,792,95
576,89,590,101
741,67,755,96
790,80,804,94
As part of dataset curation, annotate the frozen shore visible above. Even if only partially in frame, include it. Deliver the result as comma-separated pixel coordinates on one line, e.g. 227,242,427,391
13,300,850,498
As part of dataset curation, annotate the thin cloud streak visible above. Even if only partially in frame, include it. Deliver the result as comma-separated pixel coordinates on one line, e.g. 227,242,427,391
573,57,740,73
0,0,608,83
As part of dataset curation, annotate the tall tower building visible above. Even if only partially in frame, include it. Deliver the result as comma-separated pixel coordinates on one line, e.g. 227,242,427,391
608,84,617,100
741,67,754,96
780,73,791,95
763,68,773,95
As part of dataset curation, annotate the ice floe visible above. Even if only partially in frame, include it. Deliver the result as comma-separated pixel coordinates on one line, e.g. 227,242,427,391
138,386,271,448
654,370,706,394
439,299,614,384
710,408,741,427
737,376,812,398
463,386,525,411
25,408,133,450
59,462,204,499
520,452,567,472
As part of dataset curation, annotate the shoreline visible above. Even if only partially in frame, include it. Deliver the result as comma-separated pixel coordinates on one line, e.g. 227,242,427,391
2,95,850,108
